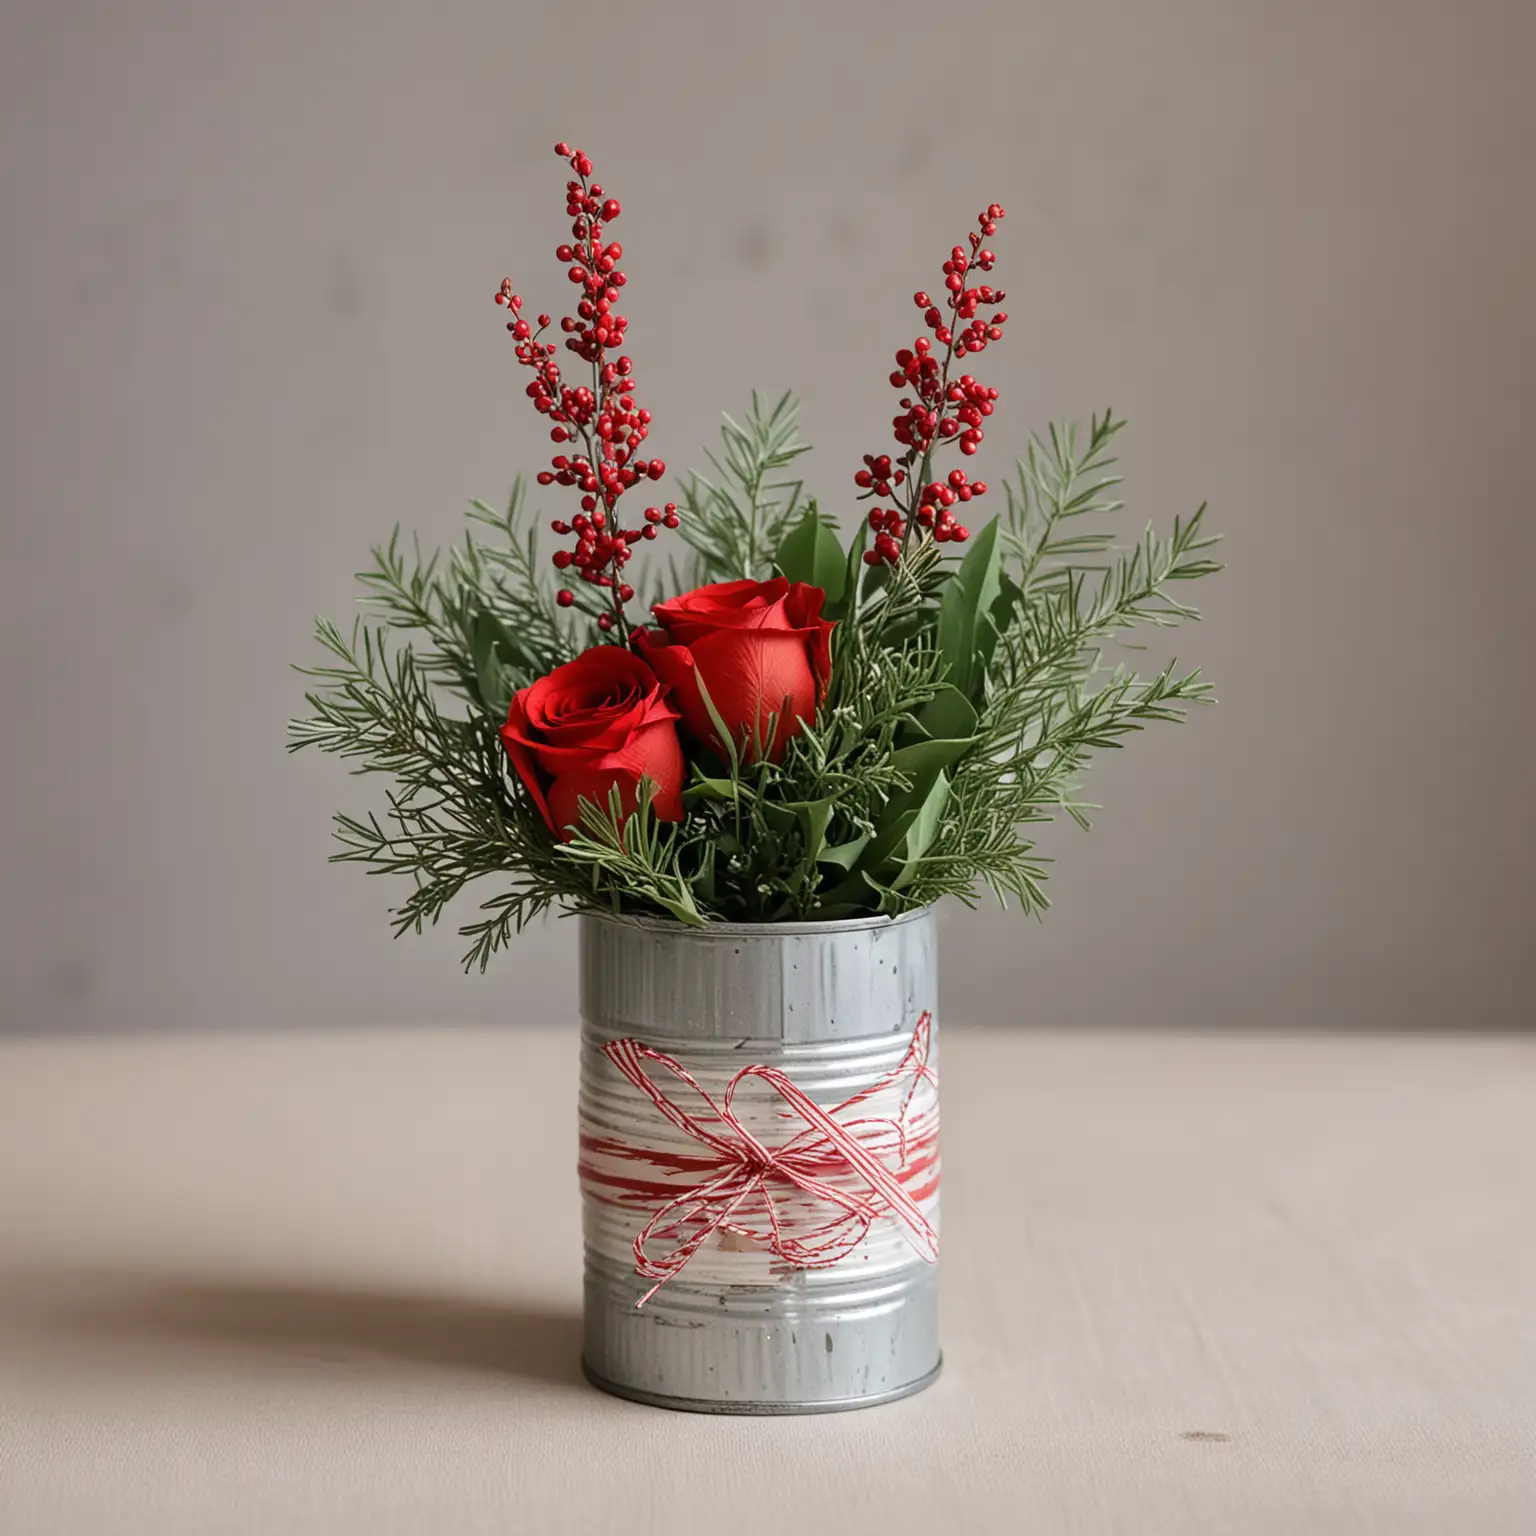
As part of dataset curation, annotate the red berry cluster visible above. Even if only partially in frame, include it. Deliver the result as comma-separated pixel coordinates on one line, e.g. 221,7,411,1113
857,205,1008,566
862,470,987,564
854,452,905,497
493,144,670,629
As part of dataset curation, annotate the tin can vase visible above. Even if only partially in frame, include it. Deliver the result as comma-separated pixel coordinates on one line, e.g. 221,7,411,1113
577,905,942,1414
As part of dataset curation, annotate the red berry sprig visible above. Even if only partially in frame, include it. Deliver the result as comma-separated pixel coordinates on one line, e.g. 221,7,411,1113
493,144,670,634
856,204,1007,566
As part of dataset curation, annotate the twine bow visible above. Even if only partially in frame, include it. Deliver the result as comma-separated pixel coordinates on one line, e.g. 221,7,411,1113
600,1014,939,1306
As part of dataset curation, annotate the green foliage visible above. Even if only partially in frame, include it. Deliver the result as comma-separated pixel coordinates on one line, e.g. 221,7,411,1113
290,399,1221,956
900,413,1220,913
290,617,573,970
774,503,847,607
661,640,948,920
671,390,811,588
935,516,1004,703
561,786,705,927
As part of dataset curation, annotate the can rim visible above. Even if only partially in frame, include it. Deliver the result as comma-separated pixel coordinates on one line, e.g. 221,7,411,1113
578,903,935,939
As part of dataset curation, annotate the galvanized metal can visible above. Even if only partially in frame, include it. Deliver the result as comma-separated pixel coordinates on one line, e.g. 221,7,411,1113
577,905,941,1414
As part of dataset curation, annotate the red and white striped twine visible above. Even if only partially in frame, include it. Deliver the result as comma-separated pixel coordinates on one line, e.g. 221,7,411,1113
580,1014,940,1307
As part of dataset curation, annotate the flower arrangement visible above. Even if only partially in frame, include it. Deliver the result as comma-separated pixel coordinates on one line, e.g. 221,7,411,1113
291,143,1220,967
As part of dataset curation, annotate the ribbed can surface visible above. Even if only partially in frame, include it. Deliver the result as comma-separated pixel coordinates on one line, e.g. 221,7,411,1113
577,906,941,1413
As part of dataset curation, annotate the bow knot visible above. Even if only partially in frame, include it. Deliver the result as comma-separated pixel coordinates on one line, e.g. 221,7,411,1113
595,1015,938,1307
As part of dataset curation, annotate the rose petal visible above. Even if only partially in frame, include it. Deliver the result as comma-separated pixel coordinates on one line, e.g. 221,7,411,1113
544,721,685,839
546,763,643,841
687,626,816,762
634,629,713,749
500,691,554,830
652,577,793,644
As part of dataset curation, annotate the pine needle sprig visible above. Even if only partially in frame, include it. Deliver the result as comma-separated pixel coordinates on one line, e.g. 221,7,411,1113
559,788,704,927
674,391,811,586
1004,410,1126,597
290,617,583,968
461,482,582,669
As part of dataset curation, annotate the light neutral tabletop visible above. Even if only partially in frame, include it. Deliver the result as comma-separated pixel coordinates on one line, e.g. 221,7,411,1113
1,1025,1532,1535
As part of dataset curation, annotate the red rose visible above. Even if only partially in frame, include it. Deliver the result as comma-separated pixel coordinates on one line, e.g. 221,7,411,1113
634,578,835,764
501,646,685,840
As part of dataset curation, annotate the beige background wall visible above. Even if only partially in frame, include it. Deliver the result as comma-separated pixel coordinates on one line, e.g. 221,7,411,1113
2,0,1531,1034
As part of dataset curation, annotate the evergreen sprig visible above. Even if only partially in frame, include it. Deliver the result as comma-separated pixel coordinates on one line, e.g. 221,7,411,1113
291,616,579,968
672,390,811,587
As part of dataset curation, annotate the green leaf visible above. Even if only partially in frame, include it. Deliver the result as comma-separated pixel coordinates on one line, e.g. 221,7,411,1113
682,775,752,804
781,797,838,893
816,832,870,871
473,651,507,717
475,608,534,672
914,685,979,745
890,736,975,778
775,502,847,605
936,516,1004,701
691,844,718,904
470,610,528,714
992,570,1023,636
294,404,1219,942
790,798,835,863
891,771,950,890
819,820,908,909
760,799,798,837
651,889,706,925
818,751,950,905
826,520,869,623
675,393,810,585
